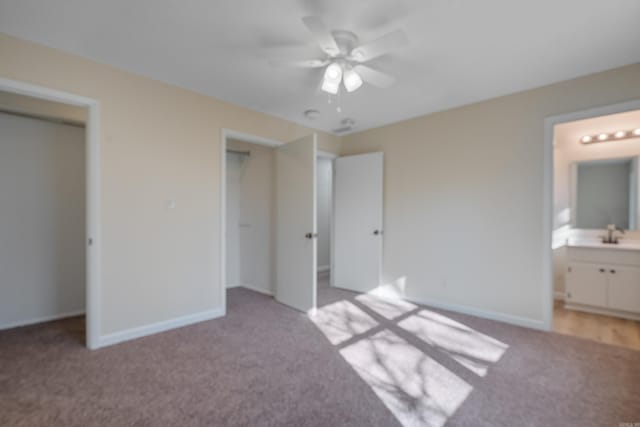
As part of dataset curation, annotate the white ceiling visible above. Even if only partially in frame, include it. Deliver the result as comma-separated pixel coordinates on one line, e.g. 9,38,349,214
1,0,639,135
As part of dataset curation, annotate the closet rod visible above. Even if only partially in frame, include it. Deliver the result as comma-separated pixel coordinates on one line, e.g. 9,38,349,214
226,149,251,156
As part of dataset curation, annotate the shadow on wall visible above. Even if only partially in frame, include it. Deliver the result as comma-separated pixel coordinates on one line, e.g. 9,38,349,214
309,288,509,427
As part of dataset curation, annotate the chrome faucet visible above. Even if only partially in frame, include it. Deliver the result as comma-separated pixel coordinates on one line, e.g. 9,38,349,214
602,224,624,244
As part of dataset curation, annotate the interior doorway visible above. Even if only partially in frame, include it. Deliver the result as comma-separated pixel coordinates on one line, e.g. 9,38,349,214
221,130,318,314
221,131,386,316
316,151,335,297
0,79,100,349
546,102,640,350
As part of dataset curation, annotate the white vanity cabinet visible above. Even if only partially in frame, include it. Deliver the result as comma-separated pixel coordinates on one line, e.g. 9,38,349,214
565,244,640,319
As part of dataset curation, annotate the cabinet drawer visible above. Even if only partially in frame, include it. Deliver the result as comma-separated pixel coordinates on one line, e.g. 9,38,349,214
567,247,640,266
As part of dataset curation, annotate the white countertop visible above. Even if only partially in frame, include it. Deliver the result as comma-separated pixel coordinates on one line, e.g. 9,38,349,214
567,239,640,251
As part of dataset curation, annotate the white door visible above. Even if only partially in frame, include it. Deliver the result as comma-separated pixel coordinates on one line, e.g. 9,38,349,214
566,262,607,307
275,134,317,312
607,265,640,313
333,152,383,293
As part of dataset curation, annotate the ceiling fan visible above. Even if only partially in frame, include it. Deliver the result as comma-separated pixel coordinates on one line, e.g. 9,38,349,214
269,16,408,94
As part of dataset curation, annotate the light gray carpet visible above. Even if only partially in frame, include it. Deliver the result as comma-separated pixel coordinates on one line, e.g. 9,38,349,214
1,277,639,426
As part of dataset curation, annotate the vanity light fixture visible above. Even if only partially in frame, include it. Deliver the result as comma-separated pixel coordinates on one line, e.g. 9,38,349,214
580,127,640,144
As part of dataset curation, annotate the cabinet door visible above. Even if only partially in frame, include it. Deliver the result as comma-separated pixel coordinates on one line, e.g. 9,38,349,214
607,266,640,313
566,262,608,307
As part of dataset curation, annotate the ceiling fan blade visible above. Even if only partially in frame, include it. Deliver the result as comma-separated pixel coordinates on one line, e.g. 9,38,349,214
349,30,409,62
353,65,396,88
301,16,340,56
268,58,329,68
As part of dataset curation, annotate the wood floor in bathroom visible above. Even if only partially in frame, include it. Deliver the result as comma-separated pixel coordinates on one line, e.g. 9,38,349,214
553,300,640,351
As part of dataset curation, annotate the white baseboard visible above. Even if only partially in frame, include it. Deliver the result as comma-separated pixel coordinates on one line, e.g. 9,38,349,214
240,284,273,296
317,265,330,273
404,295,546,331
554,291,566,300
0,309,85,330
564,303,640,321
97,307,224,348
226,283,240,289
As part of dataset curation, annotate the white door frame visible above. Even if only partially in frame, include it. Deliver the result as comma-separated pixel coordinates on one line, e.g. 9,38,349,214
542,99,640,331
220,129,283,314
0,78,101,349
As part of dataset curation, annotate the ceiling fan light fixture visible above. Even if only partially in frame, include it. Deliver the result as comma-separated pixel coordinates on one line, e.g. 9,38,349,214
321,79,340,94
322,62,342,94
325,62,342,81
343,68,363,92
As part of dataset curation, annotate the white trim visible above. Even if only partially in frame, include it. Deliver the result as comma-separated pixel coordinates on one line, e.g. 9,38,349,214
98,308,224,348
220,129,284,316
0,78,101,350
554,291,566,300
0,310,85,330
564,303,640,321
407,295,546,331
317,265,330,273
240,284,274,296
223,129,283,148
317,150,338,159
543,99,640,332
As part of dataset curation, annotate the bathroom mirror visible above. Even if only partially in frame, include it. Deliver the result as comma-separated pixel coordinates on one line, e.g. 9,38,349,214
571,156,639,230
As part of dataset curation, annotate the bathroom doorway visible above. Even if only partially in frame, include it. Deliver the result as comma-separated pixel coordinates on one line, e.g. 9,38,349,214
547,103,640,350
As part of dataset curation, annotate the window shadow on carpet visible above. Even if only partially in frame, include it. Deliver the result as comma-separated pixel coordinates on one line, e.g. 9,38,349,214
310,291,509,427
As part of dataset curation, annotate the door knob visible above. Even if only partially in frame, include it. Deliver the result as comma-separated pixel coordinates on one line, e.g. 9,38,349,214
373,229,382,235
610,269,616,274
305,232,318,239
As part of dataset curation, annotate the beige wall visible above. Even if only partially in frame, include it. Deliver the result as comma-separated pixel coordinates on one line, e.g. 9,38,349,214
2,29,638,336
0,33,340,338
341,63,640,326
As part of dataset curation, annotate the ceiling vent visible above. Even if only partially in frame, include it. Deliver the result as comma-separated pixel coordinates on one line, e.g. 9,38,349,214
332,118,355,134
304,109,320,120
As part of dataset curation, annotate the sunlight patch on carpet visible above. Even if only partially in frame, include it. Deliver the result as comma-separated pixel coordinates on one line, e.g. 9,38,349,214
340,329,472,427
355,294,417,320
309,300,378,345
399,309,508,377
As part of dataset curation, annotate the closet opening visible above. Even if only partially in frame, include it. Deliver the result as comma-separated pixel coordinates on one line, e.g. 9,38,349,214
0,85,98,349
